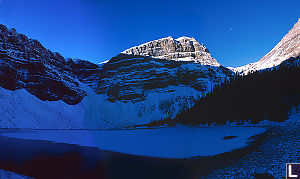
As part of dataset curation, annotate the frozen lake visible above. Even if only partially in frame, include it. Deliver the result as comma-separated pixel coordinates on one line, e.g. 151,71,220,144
1,126,266,159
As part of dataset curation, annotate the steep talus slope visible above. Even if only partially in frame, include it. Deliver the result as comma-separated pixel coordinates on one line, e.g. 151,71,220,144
235,18,300,74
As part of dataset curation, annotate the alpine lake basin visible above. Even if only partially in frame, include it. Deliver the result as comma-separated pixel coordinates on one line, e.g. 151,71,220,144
0,126,266,179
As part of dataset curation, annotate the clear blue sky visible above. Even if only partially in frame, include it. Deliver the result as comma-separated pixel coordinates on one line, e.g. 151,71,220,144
0,0,299,67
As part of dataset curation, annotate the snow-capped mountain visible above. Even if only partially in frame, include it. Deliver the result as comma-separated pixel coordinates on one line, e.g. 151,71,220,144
90,37,233,126
234,18,300,75
0,26,233,128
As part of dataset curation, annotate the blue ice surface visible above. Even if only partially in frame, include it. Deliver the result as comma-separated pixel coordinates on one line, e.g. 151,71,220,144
2,126,266,159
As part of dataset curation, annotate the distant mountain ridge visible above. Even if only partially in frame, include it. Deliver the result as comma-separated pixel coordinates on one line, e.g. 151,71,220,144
234,18,300,74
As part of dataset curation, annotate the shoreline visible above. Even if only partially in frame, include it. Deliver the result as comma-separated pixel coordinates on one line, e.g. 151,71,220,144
205,119,300,178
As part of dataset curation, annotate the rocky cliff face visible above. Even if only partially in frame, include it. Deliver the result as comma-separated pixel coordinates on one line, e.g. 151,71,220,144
122,36,220,66
235,18,300,74
96,53,232,104
0,24,101,105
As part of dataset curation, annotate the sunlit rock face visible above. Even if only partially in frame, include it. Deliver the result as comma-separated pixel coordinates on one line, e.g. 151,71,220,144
122,36,220,66
235,18,300,75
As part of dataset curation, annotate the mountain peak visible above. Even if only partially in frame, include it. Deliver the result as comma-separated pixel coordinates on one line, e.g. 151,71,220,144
175,36,196,42
121,36,220,66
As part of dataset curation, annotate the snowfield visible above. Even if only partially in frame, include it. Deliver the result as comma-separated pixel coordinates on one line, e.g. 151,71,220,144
0,87,86,129
0,83,202,129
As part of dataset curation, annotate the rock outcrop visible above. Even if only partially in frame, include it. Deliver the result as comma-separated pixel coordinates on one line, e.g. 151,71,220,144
122,36,220,66
0,24,101,104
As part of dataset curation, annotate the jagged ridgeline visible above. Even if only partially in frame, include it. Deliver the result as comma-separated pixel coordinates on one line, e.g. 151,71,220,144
0,24,100,105
172,57,300,125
